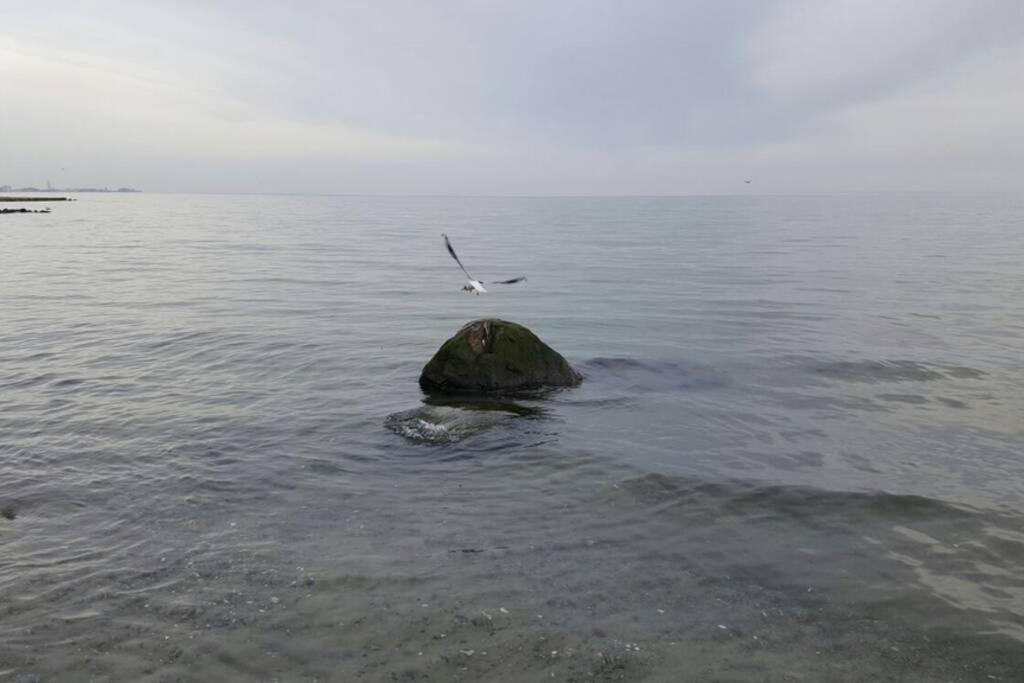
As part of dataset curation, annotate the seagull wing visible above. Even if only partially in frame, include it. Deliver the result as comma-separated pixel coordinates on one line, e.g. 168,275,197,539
442,234,474,280
489,276,527,285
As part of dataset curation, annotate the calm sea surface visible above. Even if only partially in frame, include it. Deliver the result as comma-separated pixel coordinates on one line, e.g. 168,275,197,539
1,193,1023,681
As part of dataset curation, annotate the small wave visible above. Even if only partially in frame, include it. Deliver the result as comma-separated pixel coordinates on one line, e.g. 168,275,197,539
12,351,57,362
613,472,977,523
812,360,986,384
877,393,929,405
50,377,85,388
0,373,60,390
936,397,969,409
581,357,728,392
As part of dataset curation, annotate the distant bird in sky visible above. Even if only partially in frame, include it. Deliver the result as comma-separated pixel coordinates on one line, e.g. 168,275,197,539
744,179,752,184
443,233,526,295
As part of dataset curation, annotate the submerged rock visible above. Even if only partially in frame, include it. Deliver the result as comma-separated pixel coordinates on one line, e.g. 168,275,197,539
420,319,580,394
385,405,519,444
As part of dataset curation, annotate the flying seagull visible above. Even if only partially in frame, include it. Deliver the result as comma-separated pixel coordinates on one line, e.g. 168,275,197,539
443,233,526,295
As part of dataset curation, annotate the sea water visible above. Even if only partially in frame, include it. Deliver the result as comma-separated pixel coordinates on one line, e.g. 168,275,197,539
1,192,1023,680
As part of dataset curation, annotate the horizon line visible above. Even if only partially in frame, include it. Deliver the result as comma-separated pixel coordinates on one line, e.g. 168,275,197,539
4,189,1010,199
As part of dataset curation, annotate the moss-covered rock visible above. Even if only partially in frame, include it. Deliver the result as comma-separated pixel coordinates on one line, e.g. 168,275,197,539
420,319,581,394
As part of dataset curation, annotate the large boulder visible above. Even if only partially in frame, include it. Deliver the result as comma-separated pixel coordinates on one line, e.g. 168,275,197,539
420,319,581,394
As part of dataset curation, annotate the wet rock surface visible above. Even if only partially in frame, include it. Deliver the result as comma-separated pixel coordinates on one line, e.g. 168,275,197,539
420,319,580,394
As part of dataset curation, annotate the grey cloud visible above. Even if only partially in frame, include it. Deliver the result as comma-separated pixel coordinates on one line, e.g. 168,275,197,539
1,0,1022,193
218,1,1021,147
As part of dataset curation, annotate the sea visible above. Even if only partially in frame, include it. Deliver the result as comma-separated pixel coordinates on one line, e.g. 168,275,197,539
1,192,1023,681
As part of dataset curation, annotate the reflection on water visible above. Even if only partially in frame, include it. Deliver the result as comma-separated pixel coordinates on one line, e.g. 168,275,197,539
421,396,550,417
2,193,1024,680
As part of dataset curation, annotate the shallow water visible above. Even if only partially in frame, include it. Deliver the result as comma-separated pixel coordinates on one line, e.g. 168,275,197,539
1,193,1023,681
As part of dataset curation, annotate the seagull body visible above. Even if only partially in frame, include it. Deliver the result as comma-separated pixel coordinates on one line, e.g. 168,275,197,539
443,233,526,295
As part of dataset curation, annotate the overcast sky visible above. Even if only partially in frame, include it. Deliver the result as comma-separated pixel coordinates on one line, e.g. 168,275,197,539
1,1,1021,195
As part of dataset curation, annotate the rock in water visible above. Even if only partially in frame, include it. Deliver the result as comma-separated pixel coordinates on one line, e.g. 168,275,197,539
420,319,581,394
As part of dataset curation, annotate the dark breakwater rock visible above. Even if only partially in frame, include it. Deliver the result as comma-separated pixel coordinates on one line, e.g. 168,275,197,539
0,196,69,202
420,319,580,394
1,208,51,214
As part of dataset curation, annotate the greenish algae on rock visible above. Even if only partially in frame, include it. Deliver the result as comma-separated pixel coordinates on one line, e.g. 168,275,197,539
419,319,581,394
